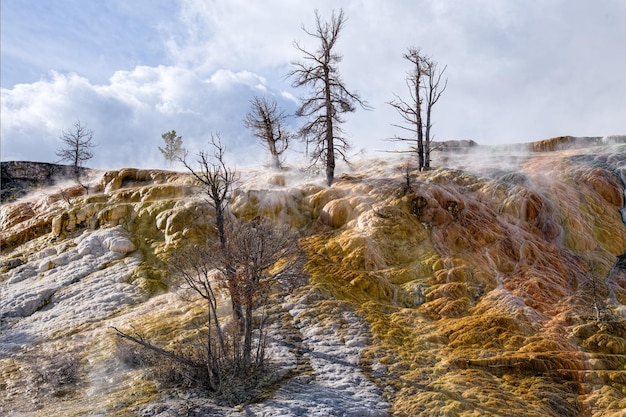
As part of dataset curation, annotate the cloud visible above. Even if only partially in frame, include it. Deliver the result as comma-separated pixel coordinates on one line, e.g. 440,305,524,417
208,70,267,91
1,0,625,171
1,66,292,169
0,0,177,88
280,91,298,104
165,0,318,74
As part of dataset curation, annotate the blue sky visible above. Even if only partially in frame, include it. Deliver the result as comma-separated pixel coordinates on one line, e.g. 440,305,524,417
2,0,625,169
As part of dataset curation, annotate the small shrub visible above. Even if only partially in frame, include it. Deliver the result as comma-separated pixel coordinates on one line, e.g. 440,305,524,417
115,338,155,369
114,335,211,389
34,354,80,387
49,355,80,386
113,330,281,406
29,353,80,398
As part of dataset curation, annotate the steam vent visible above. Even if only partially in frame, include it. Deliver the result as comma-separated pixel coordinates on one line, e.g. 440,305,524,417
2,136,626,416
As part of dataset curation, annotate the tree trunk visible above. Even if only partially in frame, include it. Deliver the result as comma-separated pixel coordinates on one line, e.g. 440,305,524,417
266,125,281,169
425,106,432,170
417,136,424,171
243,303,254,369
414,68,424,171
272,154,281,169
324,61,335,186
326,134,335,187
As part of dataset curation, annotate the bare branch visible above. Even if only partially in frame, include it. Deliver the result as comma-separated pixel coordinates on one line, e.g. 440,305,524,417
111,326,201,369
244,96,292,169
289,8,368,186
388,47,447,170
180,133,238,247
55,119,96,175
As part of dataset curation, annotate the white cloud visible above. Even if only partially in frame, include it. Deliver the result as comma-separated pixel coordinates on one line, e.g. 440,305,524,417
166,0,318,74
280,91,298,104
1,66,286,169
1,0,625,170
208,69,267,91
103,65,207,116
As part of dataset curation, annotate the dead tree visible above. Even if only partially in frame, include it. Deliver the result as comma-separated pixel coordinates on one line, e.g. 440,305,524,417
55,120,96,189
171,217,306,377
56,120,95,174
388,48,447,170
114,138,307,392
181,133,236,248
423,59,447,169
115,218,306,390
289,9,368,186
243,96,291,169
213,218,305,370
388,48,426,169
180,134,243,327
170,244,229,390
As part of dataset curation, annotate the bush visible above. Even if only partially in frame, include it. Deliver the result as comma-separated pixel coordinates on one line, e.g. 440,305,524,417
29,353,80,398
113,331,280,406
114,335,210,389
114,338,155,369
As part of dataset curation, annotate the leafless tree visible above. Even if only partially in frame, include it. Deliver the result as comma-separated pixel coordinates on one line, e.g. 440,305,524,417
289,8,369,186
55,119,96,176
582,266,614,323
169,244,228,391
116,134,239,392
423,58,447,169
388,49,426,169
212,218,306,369
402,161,415,196
159,130,187,167
244,96,292,169
114,218,306,393
179,133,245,333
113,135,307,393
181,133,237,248
388,48,447,170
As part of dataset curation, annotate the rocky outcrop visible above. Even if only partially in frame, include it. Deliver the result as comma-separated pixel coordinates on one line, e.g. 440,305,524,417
1,161,93,202
527,135,626,152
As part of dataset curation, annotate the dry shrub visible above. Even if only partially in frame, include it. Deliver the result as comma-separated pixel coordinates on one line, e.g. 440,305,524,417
114,338,208,388
114,338,155,369
114,335,280,406
27,352,80,398
48,355,80,386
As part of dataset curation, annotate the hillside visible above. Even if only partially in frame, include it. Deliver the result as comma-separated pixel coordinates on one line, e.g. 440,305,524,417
1,138,626,416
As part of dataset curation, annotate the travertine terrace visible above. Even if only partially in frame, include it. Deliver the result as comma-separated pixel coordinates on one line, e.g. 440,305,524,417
1,137,625,416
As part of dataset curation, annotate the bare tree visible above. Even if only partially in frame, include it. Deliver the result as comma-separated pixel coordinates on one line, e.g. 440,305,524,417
169,218,306,385
170,244,228,391
159,130,187,167
55,120,95,175
113,135,308,395
244,96,291,169
179,134,245,337
388,48,426,169
181,133,237,248
114,218,306,393
118,133,238,392
289,9,369,186
423,58,447,170
388,48,447,170
212,218,305,370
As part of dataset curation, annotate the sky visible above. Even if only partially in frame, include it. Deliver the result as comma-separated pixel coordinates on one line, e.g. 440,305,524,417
1,0,625,170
